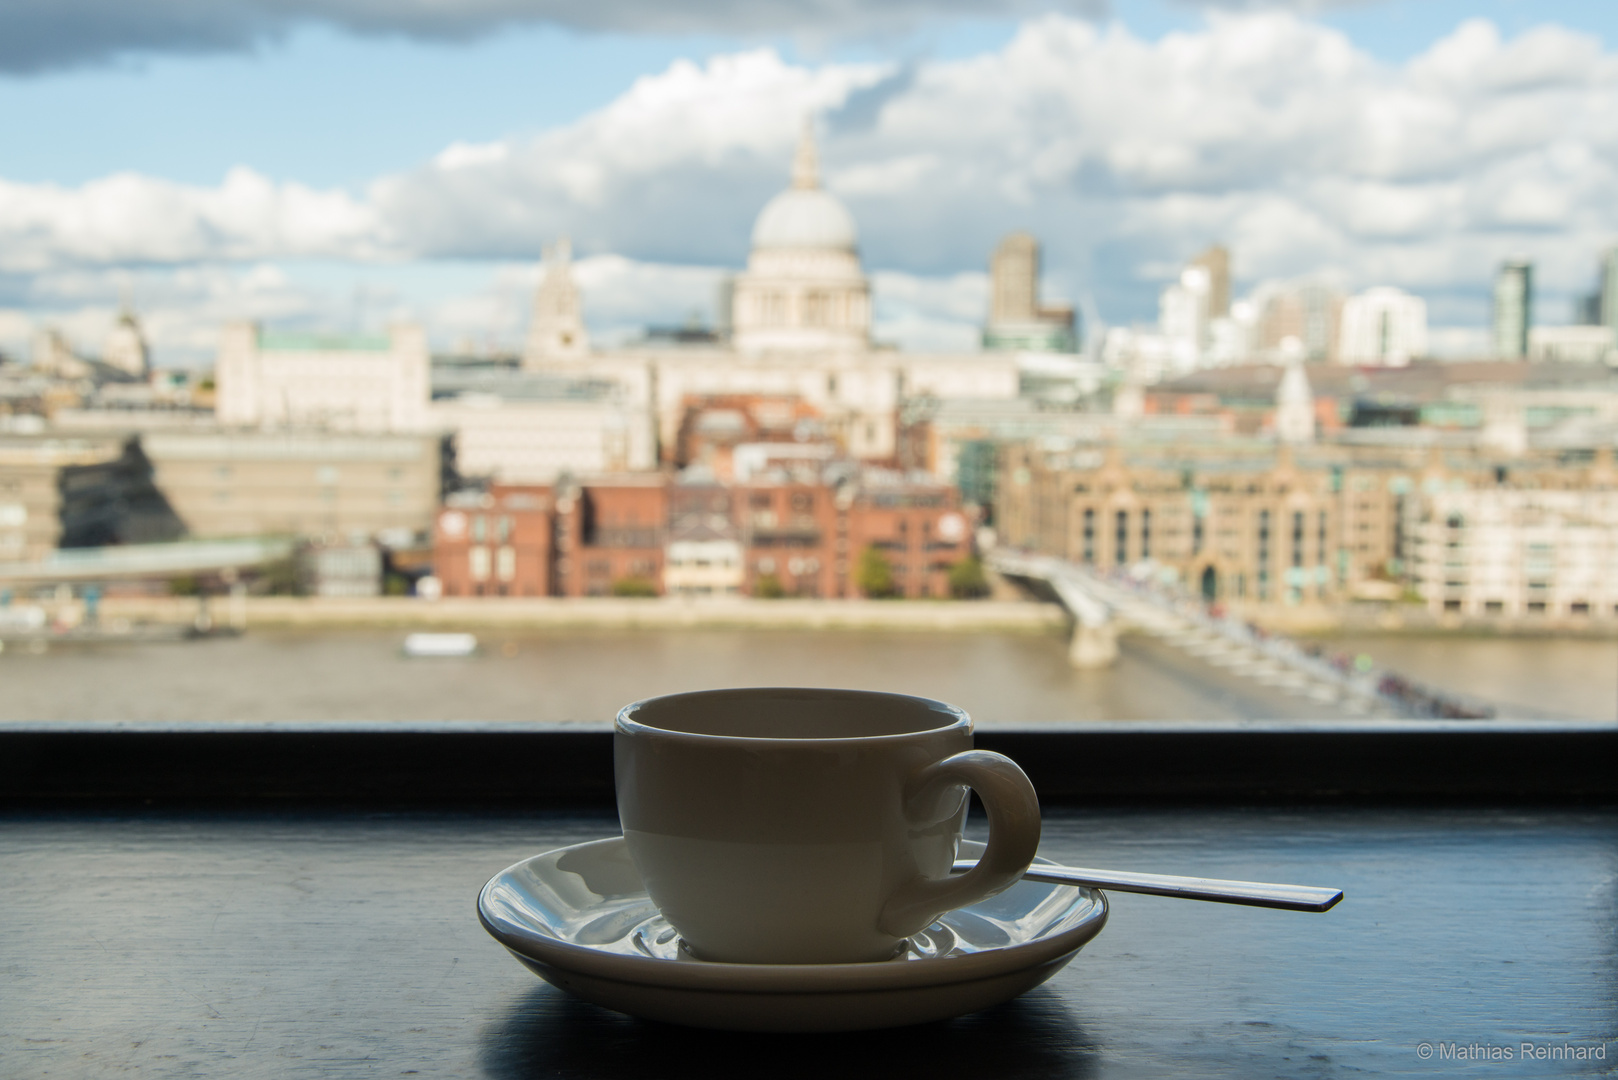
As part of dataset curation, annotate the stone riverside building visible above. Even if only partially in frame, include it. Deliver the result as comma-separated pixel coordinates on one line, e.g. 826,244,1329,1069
140,429,441,544
0,429,444,559
997,441,1618,618
431,470,971,600
1408,450,1618,618
997,443,1372,605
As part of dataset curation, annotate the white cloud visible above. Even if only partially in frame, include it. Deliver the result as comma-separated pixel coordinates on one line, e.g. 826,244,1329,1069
0,168,387,274
0,262,332,366
871,270,989,351
5,11,1618,350
433,142,512,171
830,155,940,197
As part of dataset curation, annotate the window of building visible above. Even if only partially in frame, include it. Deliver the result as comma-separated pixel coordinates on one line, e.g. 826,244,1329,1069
1257,510,1271,600
1141,509,1152,560
1083,508,1095,563
1115,510,1128,567
469,546,491,582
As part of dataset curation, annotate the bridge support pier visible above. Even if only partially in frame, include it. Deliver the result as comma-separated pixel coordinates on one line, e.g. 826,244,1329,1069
1068,622,1118,668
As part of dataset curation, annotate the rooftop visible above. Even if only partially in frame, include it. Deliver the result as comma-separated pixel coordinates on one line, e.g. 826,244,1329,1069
258,330,392,353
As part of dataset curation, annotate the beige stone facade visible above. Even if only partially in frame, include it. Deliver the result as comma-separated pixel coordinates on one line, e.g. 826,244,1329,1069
997,443,1394,605
0,437,124,559
999,440,1618,614
142,430,440,542
430,392,656,484
1410,452,1618,618
215,323,429,432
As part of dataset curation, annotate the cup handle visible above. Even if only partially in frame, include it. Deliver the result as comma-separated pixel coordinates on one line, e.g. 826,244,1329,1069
877,749,1042,938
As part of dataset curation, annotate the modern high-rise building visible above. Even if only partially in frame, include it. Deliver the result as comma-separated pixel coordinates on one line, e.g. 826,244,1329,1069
1190,245,1231,320
1338,287,1428,366
1600,247,1618,342
1492,259,1533,359
1159,265,1212,374
1253,280,1344,363
983,232,1077,353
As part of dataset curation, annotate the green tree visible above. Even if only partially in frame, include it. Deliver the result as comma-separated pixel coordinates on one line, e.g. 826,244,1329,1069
255,555,303,596
610,576,659,598
856,546,898,599
753,572,786,599
948,556,990,600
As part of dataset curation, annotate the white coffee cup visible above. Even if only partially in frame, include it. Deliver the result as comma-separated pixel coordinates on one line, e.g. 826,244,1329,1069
614,687,1041,965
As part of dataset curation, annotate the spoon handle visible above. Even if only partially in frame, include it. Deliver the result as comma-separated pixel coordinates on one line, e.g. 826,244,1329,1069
952,859,1344,912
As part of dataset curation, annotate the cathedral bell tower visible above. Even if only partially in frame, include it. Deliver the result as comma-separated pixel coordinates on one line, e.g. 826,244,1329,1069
523,237,590,368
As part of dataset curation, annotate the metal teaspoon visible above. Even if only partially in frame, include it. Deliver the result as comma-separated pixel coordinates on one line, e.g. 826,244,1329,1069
951,859,1344,912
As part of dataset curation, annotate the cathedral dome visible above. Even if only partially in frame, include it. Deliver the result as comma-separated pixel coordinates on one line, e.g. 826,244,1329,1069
751,188,858,252
748,123,858,253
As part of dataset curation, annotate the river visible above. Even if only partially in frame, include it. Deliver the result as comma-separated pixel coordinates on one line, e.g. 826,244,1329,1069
2,626,1612,725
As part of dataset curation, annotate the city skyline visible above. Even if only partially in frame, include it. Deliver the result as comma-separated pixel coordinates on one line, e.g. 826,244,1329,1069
2,3,1618,367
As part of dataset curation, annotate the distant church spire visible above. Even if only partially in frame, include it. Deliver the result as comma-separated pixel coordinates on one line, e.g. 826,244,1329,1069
103,295,150,379
791,117,820,191
523,236,590,368
1275,353,1315,445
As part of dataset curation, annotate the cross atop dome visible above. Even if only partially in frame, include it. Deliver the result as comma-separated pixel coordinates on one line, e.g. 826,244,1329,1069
791,117,820,190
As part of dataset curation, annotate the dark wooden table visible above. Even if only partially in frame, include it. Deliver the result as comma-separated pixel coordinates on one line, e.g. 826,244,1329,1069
3,805,1614,1078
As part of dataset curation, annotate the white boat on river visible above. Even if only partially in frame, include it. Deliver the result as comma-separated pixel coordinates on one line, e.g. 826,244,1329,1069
402,632,479,658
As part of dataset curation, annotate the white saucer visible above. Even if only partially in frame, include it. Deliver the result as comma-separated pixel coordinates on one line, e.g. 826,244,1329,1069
477,837,1108,1032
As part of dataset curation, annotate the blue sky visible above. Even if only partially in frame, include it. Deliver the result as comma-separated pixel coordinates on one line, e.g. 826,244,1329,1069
1,0,1616,364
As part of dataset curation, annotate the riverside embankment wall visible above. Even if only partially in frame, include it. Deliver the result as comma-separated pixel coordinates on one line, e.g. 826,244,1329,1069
95,596,1070,633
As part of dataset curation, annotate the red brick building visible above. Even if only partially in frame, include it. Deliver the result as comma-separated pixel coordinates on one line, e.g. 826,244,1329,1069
431,469,972,600
735,477,971,598
554,476,669,597
738,481,839,597
673,394,825,476
843,478,971,599
433,485,553,597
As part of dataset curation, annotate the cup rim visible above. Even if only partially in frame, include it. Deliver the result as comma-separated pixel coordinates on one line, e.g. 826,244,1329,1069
615,686,971,743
